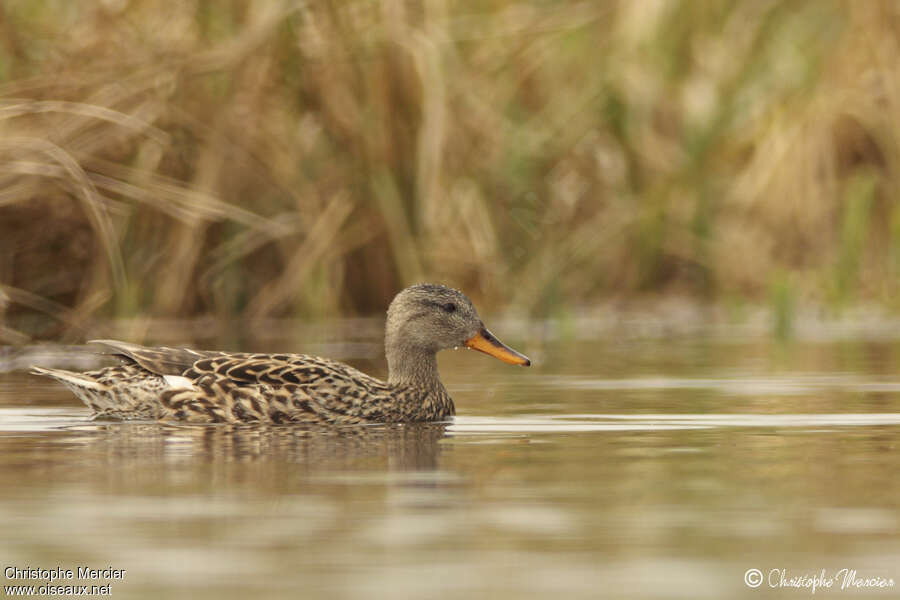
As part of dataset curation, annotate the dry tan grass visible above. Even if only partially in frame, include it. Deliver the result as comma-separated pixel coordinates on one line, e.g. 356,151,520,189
1,0,899,341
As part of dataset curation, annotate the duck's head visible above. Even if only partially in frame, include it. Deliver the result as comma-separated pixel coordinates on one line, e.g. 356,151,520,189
385,284,530,374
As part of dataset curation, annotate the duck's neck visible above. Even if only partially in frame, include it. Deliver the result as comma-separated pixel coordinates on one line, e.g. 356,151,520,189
384,330,455,420
386,342,443,390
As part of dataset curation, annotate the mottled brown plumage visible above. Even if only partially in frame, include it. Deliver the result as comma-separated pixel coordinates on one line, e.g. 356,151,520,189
32,284,530,425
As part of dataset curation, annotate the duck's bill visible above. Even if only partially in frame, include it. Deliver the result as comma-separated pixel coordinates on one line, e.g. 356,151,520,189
465,328,531,366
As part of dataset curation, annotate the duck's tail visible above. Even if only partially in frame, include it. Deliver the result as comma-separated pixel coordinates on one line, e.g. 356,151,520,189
31,365,163,419
31,366,113,415
31,366,104,390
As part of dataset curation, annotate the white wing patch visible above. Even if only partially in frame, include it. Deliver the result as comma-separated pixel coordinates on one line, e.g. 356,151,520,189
163,375,195,389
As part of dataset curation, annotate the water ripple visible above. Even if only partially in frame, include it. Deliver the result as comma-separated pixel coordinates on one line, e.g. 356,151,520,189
449,413,900,434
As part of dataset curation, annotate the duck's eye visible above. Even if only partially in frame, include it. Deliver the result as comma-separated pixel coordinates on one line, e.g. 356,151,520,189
442,302,457,314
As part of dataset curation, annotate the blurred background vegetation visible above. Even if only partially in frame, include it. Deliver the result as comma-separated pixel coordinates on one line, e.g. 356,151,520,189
1,0,899,342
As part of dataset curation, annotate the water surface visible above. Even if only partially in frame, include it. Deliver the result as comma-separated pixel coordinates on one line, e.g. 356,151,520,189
1,331,898,598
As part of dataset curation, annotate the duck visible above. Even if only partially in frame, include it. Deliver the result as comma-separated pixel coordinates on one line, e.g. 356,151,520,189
31,284,531,425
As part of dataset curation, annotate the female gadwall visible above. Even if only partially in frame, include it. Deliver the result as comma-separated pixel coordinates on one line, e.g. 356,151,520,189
32,284,530,424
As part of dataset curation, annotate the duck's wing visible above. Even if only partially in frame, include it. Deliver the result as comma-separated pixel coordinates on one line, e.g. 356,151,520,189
89,339,221,376
161,353,394,425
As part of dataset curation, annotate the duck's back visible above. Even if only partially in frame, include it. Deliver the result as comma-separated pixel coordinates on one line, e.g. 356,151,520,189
163,351,398,424
33,340,428,425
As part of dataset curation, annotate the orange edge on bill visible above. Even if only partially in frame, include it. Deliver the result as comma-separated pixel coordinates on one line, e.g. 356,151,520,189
464,329,531,366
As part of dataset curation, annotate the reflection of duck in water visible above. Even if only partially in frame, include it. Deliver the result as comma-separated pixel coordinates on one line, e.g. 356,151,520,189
33,284,530,425
92,422,450,472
